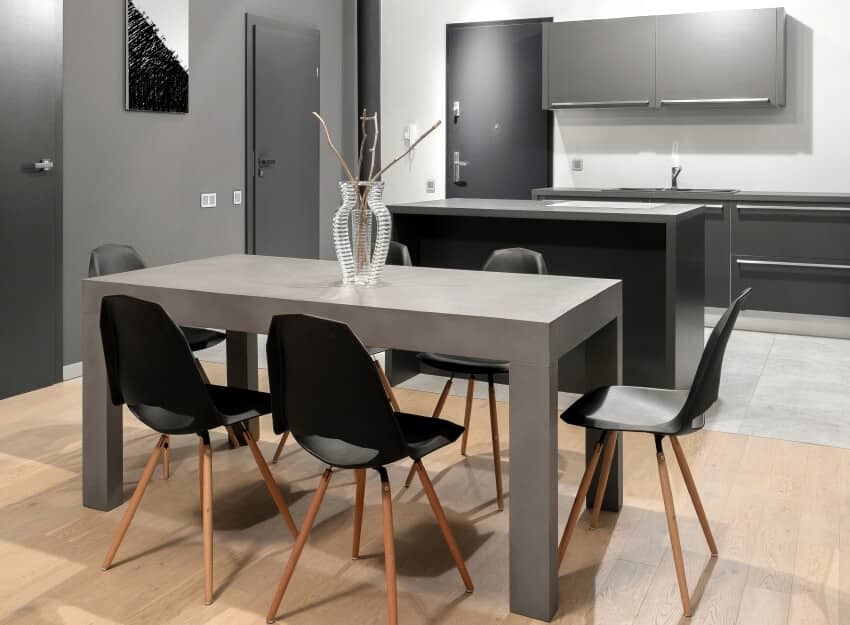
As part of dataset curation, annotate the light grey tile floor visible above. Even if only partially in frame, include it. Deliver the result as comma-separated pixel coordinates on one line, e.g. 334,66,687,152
198,329,850,449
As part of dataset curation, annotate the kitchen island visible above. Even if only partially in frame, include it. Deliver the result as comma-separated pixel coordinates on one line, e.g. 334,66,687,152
388,197,705,390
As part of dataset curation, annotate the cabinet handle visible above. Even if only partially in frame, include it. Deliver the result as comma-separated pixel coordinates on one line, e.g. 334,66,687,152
704,204,724,217
660,98,770,105
550,100,650,108
737,259,850,271
738,204,850,214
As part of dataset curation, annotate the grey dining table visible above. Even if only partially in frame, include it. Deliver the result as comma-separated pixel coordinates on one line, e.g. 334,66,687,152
81,254,622,621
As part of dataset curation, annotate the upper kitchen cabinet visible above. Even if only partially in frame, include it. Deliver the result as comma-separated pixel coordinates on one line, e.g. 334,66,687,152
656,8,786,107
543,17,655,109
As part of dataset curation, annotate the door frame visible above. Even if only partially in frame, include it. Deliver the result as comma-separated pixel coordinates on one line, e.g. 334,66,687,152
53,0,64,382
445,17,554,196
244,14,320,254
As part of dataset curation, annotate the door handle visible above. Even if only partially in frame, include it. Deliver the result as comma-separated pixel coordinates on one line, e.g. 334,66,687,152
258,157,276,178
34,159,54,172
452,151,469,183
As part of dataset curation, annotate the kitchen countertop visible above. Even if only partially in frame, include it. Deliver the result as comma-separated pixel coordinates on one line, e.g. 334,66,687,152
532,187,850,205
388,197,704,224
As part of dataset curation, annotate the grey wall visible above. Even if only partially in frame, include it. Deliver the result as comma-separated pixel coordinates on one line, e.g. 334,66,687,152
63,0,357,365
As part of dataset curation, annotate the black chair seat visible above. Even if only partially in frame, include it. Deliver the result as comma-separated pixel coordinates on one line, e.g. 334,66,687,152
182,326,226,352
418,352,509,375
397,412,464,460
562,386,695,435
130,385,271,435
295,411,463,470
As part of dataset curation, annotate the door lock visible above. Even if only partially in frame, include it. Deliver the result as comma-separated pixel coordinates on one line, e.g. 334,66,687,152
452,151,469,183
258,157,276,178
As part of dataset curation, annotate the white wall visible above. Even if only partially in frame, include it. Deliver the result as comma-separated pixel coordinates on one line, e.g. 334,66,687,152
381,0,848,204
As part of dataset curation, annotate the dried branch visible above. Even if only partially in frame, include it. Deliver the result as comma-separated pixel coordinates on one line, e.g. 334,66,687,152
313,111,358,187
368,111,380,180
370,119,442,182
357,108,368,176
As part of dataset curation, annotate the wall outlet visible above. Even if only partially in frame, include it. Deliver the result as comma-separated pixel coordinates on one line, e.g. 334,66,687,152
233,189,243,206
200,193,217,208
571,158,584,172
426,178,436,193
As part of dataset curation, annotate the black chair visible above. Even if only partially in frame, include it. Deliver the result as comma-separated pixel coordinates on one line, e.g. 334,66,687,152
90,244,235,463
98,295,298,605
406,247,549,510
557,288,751,617
269,241,413,464
264,314,474,625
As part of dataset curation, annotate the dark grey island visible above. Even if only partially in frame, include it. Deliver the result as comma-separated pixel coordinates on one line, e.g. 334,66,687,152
388,198,706,391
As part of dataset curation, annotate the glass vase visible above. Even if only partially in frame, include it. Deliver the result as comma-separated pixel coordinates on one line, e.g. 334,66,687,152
333,181,392,286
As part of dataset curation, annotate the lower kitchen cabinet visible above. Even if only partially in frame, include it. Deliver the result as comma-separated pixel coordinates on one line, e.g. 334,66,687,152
704,202,731,307
732,201,850,316
733,256,850,317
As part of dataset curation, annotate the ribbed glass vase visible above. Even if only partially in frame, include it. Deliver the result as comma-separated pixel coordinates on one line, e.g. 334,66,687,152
332,181,392,286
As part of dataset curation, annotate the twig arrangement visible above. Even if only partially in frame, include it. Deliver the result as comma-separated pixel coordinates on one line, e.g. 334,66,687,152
313,110,441,211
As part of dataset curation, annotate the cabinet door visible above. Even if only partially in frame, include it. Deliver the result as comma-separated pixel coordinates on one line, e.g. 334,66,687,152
704,203,731,307
544,17,654,109
656,8,785,106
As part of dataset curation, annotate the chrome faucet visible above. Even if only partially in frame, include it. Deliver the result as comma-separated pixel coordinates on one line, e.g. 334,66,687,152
671,166,683,189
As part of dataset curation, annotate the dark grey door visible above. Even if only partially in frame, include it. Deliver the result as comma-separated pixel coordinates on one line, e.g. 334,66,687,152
247,17,320,258
446,19,552,199
0,0,63,398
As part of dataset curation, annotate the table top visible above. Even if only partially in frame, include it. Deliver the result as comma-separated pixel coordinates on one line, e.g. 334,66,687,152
86,254,620,326
388,197,703,223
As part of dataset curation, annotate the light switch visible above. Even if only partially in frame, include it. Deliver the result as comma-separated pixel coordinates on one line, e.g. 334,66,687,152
426,179,436,193
200,193,217,208
233,189,243,206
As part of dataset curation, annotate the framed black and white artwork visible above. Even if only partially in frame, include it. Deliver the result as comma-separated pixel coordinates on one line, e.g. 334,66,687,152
125,0,189,113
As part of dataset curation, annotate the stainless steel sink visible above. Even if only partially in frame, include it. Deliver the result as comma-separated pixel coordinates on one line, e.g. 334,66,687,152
612,187,739,193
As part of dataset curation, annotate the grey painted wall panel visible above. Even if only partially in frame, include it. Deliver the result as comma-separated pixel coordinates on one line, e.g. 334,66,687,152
63,0,356,364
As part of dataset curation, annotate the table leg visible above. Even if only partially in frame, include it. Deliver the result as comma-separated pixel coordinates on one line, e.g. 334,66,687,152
583,318,623,512
226,331,259,440
82,308,124,510
508,360,559,621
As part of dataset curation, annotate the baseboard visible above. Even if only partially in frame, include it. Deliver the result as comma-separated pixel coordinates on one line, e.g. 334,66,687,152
706,307,850,339
63,362,82,380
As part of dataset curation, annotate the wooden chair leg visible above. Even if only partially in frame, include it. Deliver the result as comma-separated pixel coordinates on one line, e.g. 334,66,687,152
487,377,504,511
266,469,333,624
352,468,366,559
415,461,474,592
162,435,170,480
102,435,167,570
558,439,604,567
404,376,453,488
432,376,454,418
656,439,693,617
590,431,618,528
375,360,401,412
271,432,290,465
225,426,242,448
242,426,299,539
670,436,718,556
201,432,214,605
460,376,475,456
378,468,399,625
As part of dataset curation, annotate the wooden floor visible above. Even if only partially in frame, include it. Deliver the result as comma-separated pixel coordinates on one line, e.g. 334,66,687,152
0,362,846,625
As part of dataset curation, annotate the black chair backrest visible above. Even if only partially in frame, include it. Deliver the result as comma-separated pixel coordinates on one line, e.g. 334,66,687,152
266,314,408,467
100,295,220,433
483,247,548,275
677,288,752,430
89,244,146,278
387,241,412,267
